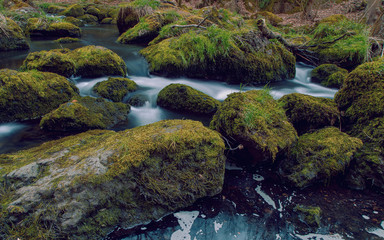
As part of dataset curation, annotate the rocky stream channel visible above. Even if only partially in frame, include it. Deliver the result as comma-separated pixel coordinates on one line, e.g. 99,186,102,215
1,25,384,240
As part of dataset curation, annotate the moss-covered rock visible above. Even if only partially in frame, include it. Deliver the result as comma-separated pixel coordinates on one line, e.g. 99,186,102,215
63,16,85,27
278,93,340,135
26,18,81,38
78,14,99,25
40,96,130,132
20,49,76,77
157,84,220,114
334,57,384,126
280,127,363,188
210,89,297,164
46,4,66,14
0,69,79,123
309,16,369,70
86,6,105,21
345,117,384,191
60,4,85,18
252,11,282,26
311,64,348,88
53,37,80,43
100,17,113,24
141,27,295,84
0,119,225,239
93,77,137,102
293,205,321,229
0,17,29,51
128,94,149,107
70,45,127,78
118,14,162,44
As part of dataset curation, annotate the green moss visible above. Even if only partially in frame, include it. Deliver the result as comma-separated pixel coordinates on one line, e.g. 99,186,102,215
26,18,81,38
311,64,348,88
309,17,369,70
118,15,161,44
210,89,297,163
93,77,138,102
54,37,80,43
294,205,321,228
78,14,99,24
20,49,76,77
0,69,79,123
157,83,220,114
0,119,225,239
69,45,127,78
318,14,347,24
283,127,363,188
40,96,130,132
253,11,283,26
141,26,295,83
334,57,384,125
101,17,113,24
0,17,29,51
60,4,85,18
46,4,66,14
63,16,84,27
278,93,340,135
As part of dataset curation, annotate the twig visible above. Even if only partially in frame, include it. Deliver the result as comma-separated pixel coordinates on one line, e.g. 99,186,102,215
171,15,210,30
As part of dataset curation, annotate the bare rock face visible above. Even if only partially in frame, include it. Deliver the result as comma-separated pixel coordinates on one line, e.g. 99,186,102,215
0,119,226,239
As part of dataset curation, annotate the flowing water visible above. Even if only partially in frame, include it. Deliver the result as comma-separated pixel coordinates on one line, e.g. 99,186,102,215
1,25,383,240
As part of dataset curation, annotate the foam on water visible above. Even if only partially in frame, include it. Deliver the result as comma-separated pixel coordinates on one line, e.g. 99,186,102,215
295,233,345,240
171,211,199,240
367,221,384,238
255,185,276,209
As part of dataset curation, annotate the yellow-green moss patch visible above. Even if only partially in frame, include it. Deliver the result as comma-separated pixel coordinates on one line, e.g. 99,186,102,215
93,77,138,102
0,17,29,51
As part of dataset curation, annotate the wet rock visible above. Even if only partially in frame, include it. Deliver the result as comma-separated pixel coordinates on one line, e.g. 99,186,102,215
278,93,340,135
311,64,348,88
69,45,127,77
335,57,384,126
345,117,384,192
293,205,321,231
0,69,79,123
0,119,226,239
280,127,363,188
40,96,130,132
141,28,295,84
60,4,85,18
93,77,138,102
26,18,81,38
128,94,149,107
54,37,80,43
0,17,29,51
157,84,220,114
210,89,297,165
78,14,99,25
63,16,85,27
20,48,76,78
7,162,40,187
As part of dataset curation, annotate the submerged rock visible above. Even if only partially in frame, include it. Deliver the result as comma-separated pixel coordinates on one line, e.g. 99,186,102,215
0,17,29,51
0,69,79,123
93,77,138,102
20,48,76,78
311,64,348,88
278,93,340,135
0,119,225,239
69,45,127,77
280,127,363,188
40,96,130,132
335,57,384,126
210,89,297,165
157,84,220,114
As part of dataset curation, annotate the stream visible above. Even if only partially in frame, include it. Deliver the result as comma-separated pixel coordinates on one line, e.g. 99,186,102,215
0,25,383,240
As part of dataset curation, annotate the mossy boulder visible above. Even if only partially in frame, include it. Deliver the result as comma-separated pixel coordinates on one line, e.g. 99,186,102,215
46,4,66,14
26,18,81,38
40,96,130,132
309,16,369,70
210,89,297,164
69,45,127,77
280,127,363,188
345,117,384,191
60,4,85,18
78,14,99,25
86,6,106,21
311,64,348,88
0,119,225,239
293,205,321,232
0,17,29,51
0,69,79,123
93,77,138,102
118,14,162,44
141,27,295,84
334,57,384,126
128,94,149,107
20,49,76,78
63,16,85,27
101,17,113,24
157,84,220,114
278,93,340,135
252,11,283,26
54,37,80,43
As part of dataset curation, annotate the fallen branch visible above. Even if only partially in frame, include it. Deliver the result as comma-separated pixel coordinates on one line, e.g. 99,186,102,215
171,15,210,30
